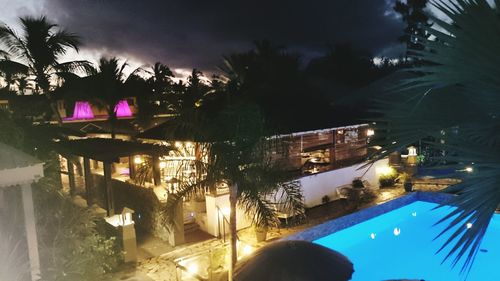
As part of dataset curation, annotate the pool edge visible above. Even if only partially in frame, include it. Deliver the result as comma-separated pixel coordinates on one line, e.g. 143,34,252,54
283,191,454,242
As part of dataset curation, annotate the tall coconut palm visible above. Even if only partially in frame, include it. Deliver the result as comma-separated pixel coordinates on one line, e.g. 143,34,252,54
139,62,175,118
0,16,92,124
371,0,500,273
164,67,305,281
87,57,145,138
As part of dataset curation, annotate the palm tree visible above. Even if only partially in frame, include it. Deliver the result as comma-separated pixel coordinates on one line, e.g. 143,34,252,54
372,0,500,272
0,16,92,125
87,57,145,138
164,62,305,281
139,62,176,118
0,54,29,93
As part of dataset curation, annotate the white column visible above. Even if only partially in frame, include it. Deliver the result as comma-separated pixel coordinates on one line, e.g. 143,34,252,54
21,183,40,281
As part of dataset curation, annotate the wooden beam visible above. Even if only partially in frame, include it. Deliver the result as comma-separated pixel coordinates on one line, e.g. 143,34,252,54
67,160,76,196
103,162,115,216
152,154,161,186
83,158,93,205
129,155,136,180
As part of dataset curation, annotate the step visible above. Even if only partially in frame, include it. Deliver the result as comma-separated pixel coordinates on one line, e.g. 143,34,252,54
184,222,200,234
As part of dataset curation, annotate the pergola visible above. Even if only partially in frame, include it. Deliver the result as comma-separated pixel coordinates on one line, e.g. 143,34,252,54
0,142,44,281
56,138,173,216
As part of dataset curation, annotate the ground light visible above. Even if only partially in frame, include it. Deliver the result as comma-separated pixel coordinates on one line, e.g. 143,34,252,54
376,165,395,176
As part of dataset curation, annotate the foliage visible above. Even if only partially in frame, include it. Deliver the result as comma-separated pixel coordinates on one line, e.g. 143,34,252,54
307,44,399,90
371,0,500,272
0,16,92,123
378,173,398,188
398,172,411,183
219,40,336,132
33,177,121,281
164,101,305,228
394,0,431,56
0,109,24,148
352,178,365,189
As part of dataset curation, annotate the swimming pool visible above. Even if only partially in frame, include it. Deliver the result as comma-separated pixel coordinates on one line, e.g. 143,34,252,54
312,200,500,281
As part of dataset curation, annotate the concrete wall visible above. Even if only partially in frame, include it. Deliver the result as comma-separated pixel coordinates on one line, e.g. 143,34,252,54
299,158,389,208
201,192,252,237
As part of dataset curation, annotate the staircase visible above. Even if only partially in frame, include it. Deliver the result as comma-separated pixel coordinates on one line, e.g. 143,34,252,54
184,221,200,234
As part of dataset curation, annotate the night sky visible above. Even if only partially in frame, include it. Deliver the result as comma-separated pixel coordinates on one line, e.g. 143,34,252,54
1,0,406,76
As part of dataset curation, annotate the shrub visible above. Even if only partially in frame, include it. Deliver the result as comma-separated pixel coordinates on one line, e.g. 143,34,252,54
33,177,122,281
379,173,398,188
352,179,365,189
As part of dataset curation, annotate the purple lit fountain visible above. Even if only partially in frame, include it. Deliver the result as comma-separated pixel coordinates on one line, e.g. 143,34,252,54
72,101,94,119
114,100,133,117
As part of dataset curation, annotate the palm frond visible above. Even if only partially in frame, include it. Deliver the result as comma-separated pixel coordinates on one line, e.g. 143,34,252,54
53,60,95,75
371,0,500,273
0,24,31,64
0,59,29,75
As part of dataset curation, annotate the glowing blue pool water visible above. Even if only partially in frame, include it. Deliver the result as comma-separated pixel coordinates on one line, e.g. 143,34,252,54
314,201,500,281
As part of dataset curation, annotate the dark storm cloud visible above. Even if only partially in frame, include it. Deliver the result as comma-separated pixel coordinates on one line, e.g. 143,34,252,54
43,0,404,72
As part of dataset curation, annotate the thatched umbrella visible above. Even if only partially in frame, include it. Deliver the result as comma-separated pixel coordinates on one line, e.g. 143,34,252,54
234,240,354,281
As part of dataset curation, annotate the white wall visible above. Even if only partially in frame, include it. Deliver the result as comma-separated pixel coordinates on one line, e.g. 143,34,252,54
299,158,389,208
203,192,252,237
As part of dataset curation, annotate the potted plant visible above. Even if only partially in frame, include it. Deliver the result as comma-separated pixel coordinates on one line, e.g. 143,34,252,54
379,173,398,188
254,225,268,242
352,178,365,189
400,173,414,192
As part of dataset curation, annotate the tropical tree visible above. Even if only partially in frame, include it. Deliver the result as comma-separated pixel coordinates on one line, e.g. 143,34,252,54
394,0,432,57
147,62,175,99
83,57,144,138
0,16,92,124
140,62,176,118
33,176,121,281
164,46,305,280
372,0,500,273
0,54,29,93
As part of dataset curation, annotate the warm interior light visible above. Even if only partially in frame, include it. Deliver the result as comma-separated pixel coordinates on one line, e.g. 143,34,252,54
134,156,143,165
367,129,375,136
242,245,253,256
465,167,473,173
161,156,196,161
408,146,417,156
175,141,183,148
187,263,198,275
376,165,395,176
159,161,166,169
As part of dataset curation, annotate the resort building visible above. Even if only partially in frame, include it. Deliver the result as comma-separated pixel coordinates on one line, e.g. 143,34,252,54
54,120,389,246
